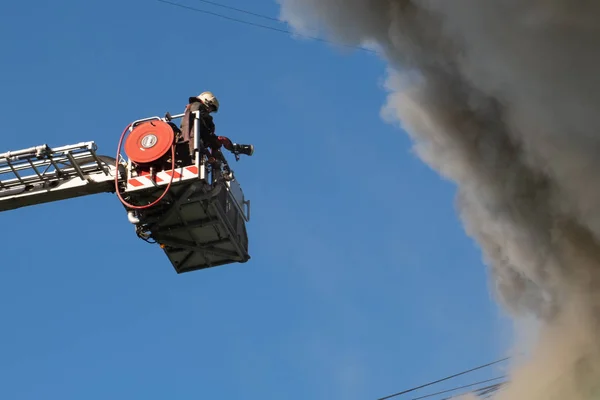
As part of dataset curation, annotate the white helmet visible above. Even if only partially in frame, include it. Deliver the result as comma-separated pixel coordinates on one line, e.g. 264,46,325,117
196,91,219,113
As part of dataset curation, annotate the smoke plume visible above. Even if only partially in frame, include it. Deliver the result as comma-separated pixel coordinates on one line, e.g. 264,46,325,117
276,0,600,398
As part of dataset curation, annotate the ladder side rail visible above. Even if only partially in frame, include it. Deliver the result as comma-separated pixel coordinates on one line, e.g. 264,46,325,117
48,141,96,153
0,142,95,162
0,162,109,187
0,141,96,165
0,147,105,175
0,158,99,181
0,145,49,160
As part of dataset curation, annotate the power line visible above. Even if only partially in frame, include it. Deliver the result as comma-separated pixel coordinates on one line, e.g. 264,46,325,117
156,0,378,54
439,382,506,400
191,0,281,22
410,376,507,400
378,357,510,400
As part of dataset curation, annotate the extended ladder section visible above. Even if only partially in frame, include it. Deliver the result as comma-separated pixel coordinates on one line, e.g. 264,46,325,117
0,142,119,212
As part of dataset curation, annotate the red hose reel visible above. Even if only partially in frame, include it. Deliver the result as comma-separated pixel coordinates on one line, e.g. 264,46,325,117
124,120,175,165
115,119,177,210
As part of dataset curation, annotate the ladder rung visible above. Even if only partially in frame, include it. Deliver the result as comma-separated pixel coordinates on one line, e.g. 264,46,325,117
5,159,25,184
89,150,108,174
27,158,44,179
66,152,86,180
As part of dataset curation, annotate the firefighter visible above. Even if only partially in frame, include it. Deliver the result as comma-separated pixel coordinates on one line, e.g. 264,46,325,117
178,91,254,162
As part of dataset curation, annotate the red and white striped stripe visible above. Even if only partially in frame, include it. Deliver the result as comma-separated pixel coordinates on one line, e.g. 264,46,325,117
125,165,201,192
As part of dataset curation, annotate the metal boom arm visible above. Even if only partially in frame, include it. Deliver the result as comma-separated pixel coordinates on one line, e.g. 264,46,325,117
0,141,120,212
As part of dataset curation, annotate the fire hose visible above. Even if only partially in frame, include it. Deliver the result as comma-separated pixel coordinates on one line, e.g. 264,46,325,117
114,122,175,210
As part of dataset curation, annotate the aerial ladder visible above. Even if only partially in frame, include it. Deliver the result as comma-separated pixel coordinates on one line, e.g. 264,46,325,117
0,110,251,274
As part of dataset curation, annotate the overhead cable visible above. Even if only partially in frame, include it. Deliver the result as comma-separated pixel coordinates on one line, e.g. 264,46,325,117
378,357,510,400
439,382,507,400
191,0,281,22
410,376,507,400
156,0,378,54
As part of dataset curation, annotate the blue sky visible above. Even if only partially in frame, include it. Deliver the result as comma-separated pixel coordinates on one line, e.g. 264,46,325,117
0,0,512,399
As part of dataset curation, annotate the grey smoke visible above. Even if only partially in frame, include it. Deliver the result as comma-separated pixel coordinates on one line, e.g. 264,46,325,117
276,1,600,398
